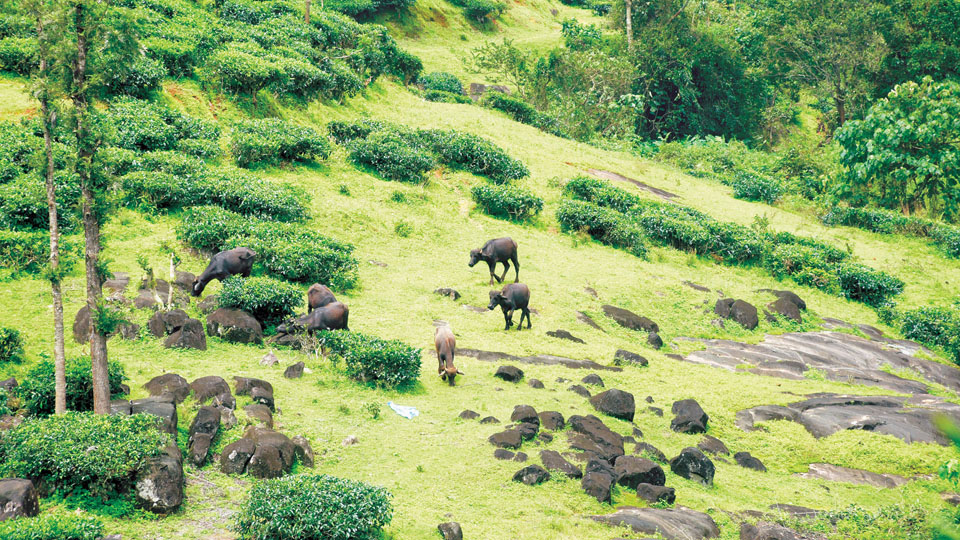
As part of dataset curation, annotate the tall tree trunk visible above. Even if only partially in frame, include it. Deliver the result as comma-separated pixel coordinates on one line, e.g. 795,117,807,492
834,86,846,128
71,0,110,415
625,0,633,51
305,0,310,23
36,13,67,415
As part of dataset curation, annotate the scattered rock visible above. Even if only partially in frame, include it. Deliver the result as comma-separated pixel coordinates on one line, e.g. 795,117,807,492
539,411,565,431
143,373,190,403
130,398,178,436
942,493,960,506
768,504,821,519
734,452,767,472
715,299,758,329
591,506,720,540
0,478,39,521
480,416,500,425
163,318,206,350
614,455,665,489
740,522,805,540
260,351,280,366
197,295,219,314
247,444,284,479
459,410,480,420
514,452,528,462
540,450,582,478
220,438,256,475
459,348,622,372
581,471,613,503
342,435,359,446
590,389,636,422
434,288,461,301
647,332,663,349
291,435,315,468
528,379,545,389
671,399,709,434
568,414,624,462
206,308,263,344
494,365,524,383
796,462,907,488
494,449,515,460
637,483,676,505
540,432,553,443
614,349,648,367
517,423,539,441
584,286,598,298
648,406,664,417
489,430,522,449
683,281,710,292
219,406,237,430
511,405,540,426
284,361,304,379
251,386,275,411
768,296,802,324
244,404,273,429
187,406,221,466
602,305,659,333
191,376,231,404
576,311,605,331
547,329,585,344
438,522,463,540
759,289,806,310
670,447,715,485
569,385,591,398
634,442,667,464
581,374,604,386
586,169,679,200
368,259,388,267
697,435,729,456
513,465,550,486
0,377,16,392
135,445,184,514
72,305,93,343
103,272,130,294
234,377,273,396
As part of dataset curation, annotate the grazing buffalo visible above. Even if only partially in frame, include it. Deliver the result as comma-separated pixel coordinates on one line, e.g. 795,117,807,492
277,301,349,334
469,237,519,286
435,325,462,386
192,247,256,297
307,284,337,313
488,283,531,331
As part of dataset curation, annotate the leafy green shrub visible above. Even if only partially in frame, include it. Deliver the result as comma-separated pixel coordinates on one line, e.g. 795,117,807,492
0,122,42,183
348,130,436,183
471,183,543,221
231,119,330,168
933,225,960,258
564,175,641,213
0,513,104,540
203,46,281,101
418,72,464,94
0,326,24,363
0,412,167,497
449,0,505,22
423,129,528,183
0,387,9,417
235,474,393,540
764,244,838,291
18,356,126,415
317,330,422,388
556,200,647,257
108,98,220,152
821,206,960,259
143,36,198,78
218,275,304,326
106,57,165,98
0,230,80,273
836,263,904,307
0,36,37,75
901,305,960,363
423,89,473,104
0,172,82,231
177,138,221,159
731,171,782,204
326,120,383,145
481,93,566,137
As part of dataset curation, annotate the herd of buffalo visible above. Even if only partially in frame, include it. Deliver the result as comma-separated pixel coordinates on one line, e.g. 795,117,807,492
193,237,531,386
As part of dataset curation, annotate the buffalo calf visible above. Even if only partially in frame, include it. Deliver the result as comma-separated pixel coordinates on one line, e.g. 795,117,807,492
469,237,519,285
488,283,531,331
277,301,349,334
435,325,462,386
307,284,337,313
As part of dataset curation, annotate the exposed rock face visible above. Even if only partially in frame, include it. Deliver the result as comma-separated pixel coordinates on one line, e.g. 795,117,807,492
670,447,715,485
540,450,582,479
614,349,648,366
0,478,40,521
438,522,463,540
458,348,622,371
739,522,805,540
135,445,184,514
244,404,273,428
528,379,545,389
494,365,524,382
734,452,767,472
637,483,675,505
547,329,586,343
220,438,256,475
635,442,668,463
494,449,515,460
602,305,659,333
671,399,709,434
130,397,178,436
769,296,802,323
143,373,190,403
647,332,664,349
738,393,960,445
590,389,636,422
480,416,500,424
569,385,592,398
796,463,908,488
568,415,624,462
577,311,604,331
614,456,665,489
697,435,729,456
459,410,480,420
581,374,604,386
517,423,538,441
512,465,550,485
489,430,522,449
539,411,565,431
148,309,189,338
581,471,613,503
206,308,263,344
164,318,206,350
591,506,721,540
191,376,231,404
292,435,315,468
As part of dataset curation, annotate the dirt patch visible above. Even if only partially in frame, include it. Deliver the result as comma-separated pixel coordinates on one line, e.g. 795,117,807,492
586,169,678,200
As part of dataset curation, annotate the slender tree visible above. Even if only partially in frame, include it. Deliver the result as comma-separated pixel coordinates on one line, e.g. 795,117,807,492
305,0,310,23
624,0,632,51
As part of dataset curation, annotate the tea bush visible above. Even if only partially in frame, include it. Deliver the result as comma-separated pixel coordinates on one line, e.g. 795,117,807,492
0,387,9,417
933,225,960,258
218,275,304,326
481,93,566,137
0,229,81,273
0,326,24,363
348,130,436,183
235,474,393,540
327,120,383,145
471,183,543,221
0,172,82,231
418,71,463,94
0,513,104,540
449,0,505,22
0,412,167,497
423,89,474,104
230,119,330,167
108,98,220,152
105,57,165,98
901,304,960,363
203,46,281,100
318,330,422,388
836,263,904,307
556,200,647,257
731,171,782,204
18,356,127,415
423,129,529,183
0,36,37,75
821,205,960,259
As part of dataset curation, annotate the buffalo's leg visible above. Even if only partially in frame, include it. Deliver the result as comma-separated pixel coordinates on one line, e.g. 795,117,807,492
499,260,510,283
487,261,498,285
504,308,513,330
511,254,520,283
524,307,532,329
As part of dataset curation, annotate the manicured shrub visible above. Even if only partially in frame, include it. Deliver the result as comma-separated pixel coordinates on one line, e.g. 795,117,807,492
177,138,221,159
556,200,647,257
0,326,24,363
0,412,167,497
932,225,960,258
326,120,384,145
18,356,126,415
0,230,81,273
105,57,165,98
481,92,566,137
731,171,782,204
418,71,463,94
901,305,960,362
471,183,543,221
449,0,505,22
203,46,281,100
564,175,642,213
317,330,422,388
386,48,422,84
763,244,838,291
235,474,393,540
270,57,334,101
218,275,304,326
108,98,220,152
143,35,197,78
231,119,331,167
0,172,82,232
836,263,904,307
423,129,528,183
423,89,473,104
820,206,920,235
0,36,37,75
348,130,436,183
0,513,104,540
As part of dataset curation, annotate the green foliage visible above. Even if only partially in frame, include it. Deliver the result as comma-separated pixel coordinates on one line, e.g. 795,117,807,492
0,36,37,75
901,304,960,363
556,199,648,258
18,356,126,415
327,120,382,145
0,230,81,274
0,513,104,540
318,330,422,388
235,474,393,540
348,130,436,183
203,46,281,100
820,205,960,259
230,119,330,167
418,71,463,94
105,56,165,98
423,129,529,183
108,98,220,152
836,78,960,221
448,0,505,23
0,172,82,231
218,275,304,326
774,503,943,540
394,220,413,237
0,326,24,363
0,387,9,417
835,263,904,307
471,183,543,221
0,412,167,498
560,18,602,51
422,89,473,104
731,171,783,204
933,225,960,258
480,92,566,137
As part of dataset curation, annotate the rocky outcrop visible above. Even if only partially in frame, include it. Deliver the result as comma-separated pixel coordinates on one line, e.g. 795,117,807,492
164,318,206,350
135,445,184,514
602,305,659,333
494,365,524,382
591,506,720,540
671,399,709,434
796,462,908,488
590,389,636,422
206,308,263,344
670,447,715,485
143,373,190,403
0,479,39,521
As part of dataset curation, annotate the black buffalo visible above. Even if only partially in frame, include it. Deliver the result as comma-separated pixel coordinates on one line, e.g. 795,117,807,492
469,237,519,285
307,284,337,313
192,247,255,297
488,283,531,331
277,301,349,334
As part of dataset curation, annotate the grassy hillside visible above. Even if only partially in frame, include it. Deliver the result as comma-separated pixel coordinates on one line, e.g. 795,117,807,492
2,1,960,539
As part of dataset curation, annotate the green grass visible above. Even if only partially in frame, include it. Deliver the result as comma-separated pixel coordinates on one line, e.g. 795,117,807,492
2,9,960,536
